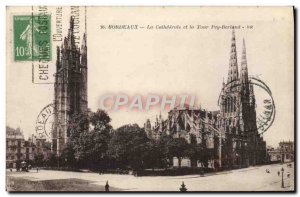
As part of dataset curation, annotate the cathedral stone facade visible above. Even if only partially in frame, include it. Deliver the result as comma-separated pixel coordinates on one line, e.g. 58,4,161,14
145,30,267,169
52,17,88,155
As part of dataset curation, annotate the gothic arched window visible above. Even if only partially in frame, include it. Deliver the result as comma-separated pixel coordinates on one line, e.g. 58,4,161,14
226,98,228,113
225,98,228,113
229,97,232,113
233,96,236,112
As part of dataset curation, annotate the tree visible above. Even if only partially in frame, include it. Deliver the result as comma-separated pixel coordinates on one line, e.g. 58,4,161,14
60,112,89,168
61,110,112,170
186,143,201,167
185,134,200,167
143,139,164,169
60,141,76,168
67,112,90,139
168,137,189,168
89,110,112,133
33,153,44,167
108,124,150,170
45,153,58,167
157,134,175,168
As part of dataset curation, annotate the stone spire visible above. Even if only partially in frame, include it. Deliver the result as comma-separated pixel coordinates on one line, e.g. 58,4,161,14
67,16,76,49
240,38,249,84
81,33,87,66
227,29,239,85
82,33,87,52
240,38,250,97
80,32,88,114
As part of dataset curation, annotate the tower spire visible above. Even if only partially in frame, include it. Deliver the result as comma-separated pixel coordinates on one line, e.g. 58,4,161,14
81,33,87,66
81,7,88,67
67,16,75,49
240,38,249,84
227,28,239,85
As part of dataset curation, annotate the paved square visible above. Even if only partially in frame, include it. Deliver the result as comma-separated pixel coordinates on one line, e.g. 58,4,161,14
7,163,294,191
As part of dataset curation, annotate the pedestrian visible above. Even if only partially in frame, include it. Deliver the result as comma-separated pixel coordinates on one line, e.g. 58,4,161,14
105,181,109,192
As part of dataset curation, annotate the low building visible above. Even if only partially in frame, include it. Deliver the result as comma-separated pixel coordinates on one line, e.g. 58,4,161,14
31,134,52,161
6,126,51,168
267,141,294,163
6,127,25,168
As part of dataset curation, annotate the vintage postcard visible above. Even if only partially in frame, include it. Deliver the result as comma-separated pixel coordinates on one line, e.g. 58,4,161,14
6,6,294,192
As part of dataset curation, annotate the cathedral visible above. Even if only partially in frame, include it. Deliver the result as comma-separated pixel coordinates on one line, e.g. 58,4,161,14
52,17,88,155
145,29,267,169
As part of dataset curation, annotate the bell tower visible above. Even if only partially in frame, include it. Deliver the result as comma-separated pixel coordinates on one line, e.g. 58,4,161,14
219,29,240,135
52,16,88,156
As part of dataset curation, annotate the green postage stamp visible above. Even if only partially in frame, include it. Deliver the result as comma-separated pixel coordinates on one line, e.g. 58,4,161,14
13,15,51,61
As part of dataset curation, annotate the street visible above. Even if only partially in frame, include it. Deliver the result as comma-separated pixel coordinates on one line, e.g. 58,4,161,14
6,162,294,191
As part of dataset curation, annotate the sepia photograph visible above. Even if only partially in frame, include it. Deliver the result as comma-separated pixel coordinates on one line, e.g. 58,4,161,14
5,6,294,192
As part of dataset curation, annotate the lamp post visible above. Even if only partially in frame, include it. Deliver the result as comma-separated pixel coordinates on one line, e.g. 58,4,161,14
219,130,222,168
281,167,284,188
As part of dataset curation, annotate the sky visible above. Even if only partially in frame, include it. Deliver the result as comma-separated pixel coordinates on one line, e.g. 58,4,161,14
6,6,294,148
